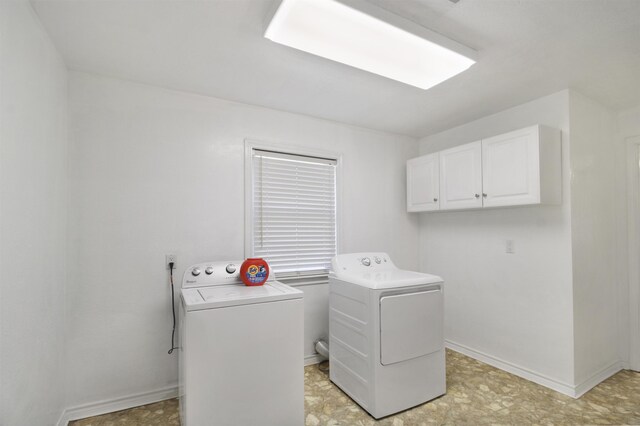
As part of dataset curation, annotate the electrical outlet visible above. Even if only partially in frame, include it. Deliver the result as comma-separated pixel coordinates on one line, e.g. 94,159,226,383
166,254,177,269
505,240,515,254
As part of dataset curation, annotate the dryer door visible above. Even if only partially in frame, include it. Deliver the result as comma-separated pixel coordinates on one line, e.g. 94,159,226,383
380,288,443,365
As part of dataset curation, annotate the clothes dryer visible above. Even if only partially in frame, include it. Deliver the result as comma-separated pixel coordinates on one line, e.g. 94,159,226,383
329,253,445,419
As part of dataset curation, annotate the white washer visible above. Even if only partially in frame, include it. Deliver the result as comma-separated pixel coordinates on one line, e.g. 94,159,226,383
329,253,445,419
179,261,304,426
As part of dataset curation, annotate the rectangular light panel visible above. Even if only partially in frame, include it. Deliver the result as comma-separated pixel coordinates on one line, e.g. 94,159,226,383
264,0,477,90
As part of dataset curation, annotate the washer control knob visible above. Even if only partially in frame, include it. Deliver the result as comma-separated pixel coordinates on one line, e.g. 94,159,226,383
361,257,371,267
191,267,201,276
225,264,236,274
205,266,214,275
374,256,381,264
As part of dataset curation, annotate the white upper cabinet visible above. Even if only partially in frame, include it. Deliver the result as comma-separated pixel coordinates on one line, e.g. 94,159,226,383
406,124,561,212
407,153,439,212
482,125,561,207
439,141,483,210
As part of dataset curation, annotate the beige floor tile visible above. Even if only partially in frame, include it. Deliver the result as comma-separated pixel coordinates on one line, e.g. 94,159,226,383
71,350,640,425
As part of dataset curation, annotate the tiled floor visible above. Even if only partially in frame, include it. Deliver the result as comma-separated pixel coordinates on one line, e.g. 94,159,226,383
70,350,640,425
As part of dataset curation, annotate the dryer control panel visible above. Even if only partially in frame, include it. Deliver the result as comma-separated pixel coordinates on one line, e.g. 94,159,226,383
331,252,395,273
182,261,273,289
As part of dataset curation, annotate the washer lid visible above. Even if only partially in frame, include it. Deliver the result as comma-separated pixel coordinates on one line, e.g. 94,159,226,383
330,269,442,289
181,281,303,311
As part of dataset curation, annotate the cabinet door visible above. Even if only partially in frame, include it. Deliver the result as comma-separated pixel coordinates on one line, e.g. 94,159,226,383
407,153,439,212
482,126,540,207
439,141,483,210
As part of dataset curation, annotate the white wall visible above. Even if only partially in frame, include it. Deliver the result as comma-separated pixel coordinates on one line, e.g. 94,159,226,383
418,90,577,391
418,89,630,395
66,71,418,409
618,105,640,137
0,1,68,425
568,92,620,387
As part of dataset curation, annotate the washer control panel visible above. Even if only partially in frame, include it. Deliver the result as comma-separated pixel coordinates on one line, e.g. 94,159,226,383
182,261,271,288
331,252,394,273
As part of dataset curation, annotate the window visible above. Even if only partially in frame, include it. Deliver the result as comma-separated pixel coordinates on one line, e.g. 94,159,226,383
248,147,338,280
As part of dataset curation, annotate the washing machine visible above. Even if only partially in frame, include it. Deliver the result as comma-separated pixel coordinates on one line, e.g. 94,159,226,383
179,261,304,426
329,253,445,419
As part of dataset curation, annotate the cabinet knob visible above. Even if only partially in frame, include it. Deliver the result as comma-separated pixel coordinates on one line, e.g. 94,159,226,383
475,194,480,198
482,193,487,198
433,198,438,202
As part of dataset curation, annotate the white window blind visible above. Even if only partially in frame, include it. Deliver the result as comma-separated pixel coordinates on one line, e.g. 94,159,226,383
251,149,337,278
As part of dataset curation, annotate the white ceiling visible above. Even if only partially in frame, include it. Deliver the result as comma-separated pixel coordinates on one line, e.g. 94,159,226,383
32,0,640,137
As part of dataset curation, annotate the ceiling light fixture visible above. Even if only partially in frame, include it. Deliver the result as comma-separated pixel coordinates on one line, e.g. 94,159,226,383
264,0,477,90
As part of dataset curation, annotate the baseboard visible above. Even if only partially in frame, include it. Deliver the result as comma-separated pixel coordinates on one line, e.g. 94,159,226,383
56,385,178,426
56,353,322,425
305,353,326,366
619,360,639,372
573,361,623,398
54,345,623,426
445,340,577,397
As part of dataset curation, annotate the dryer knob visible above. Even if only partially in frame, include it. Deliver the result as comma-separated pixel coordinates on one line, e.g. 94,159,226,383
361,257,371,267
191,267,201,276
374,256,381,264
226,264,236,274
205,266,214,275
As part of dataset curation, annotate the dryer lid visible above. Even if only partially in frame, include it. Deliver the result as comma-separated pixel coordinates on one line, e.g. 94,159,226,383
331,269,442,289
330,252,442,289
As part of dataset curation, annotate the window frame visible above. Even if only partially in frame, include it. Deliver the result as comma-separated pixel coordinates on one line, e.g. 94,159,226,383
244,139,343,282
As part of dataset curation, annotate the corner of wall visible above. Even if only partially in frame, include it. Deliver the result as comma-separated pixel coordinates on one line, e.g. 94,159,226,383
1,1,70,424
567,90,623,387
618,105,640,371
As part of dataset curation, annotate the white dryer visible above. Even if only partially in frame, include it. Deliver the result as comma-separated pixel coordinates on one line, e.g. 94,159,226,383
329,253,445,419
179,261,304,426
